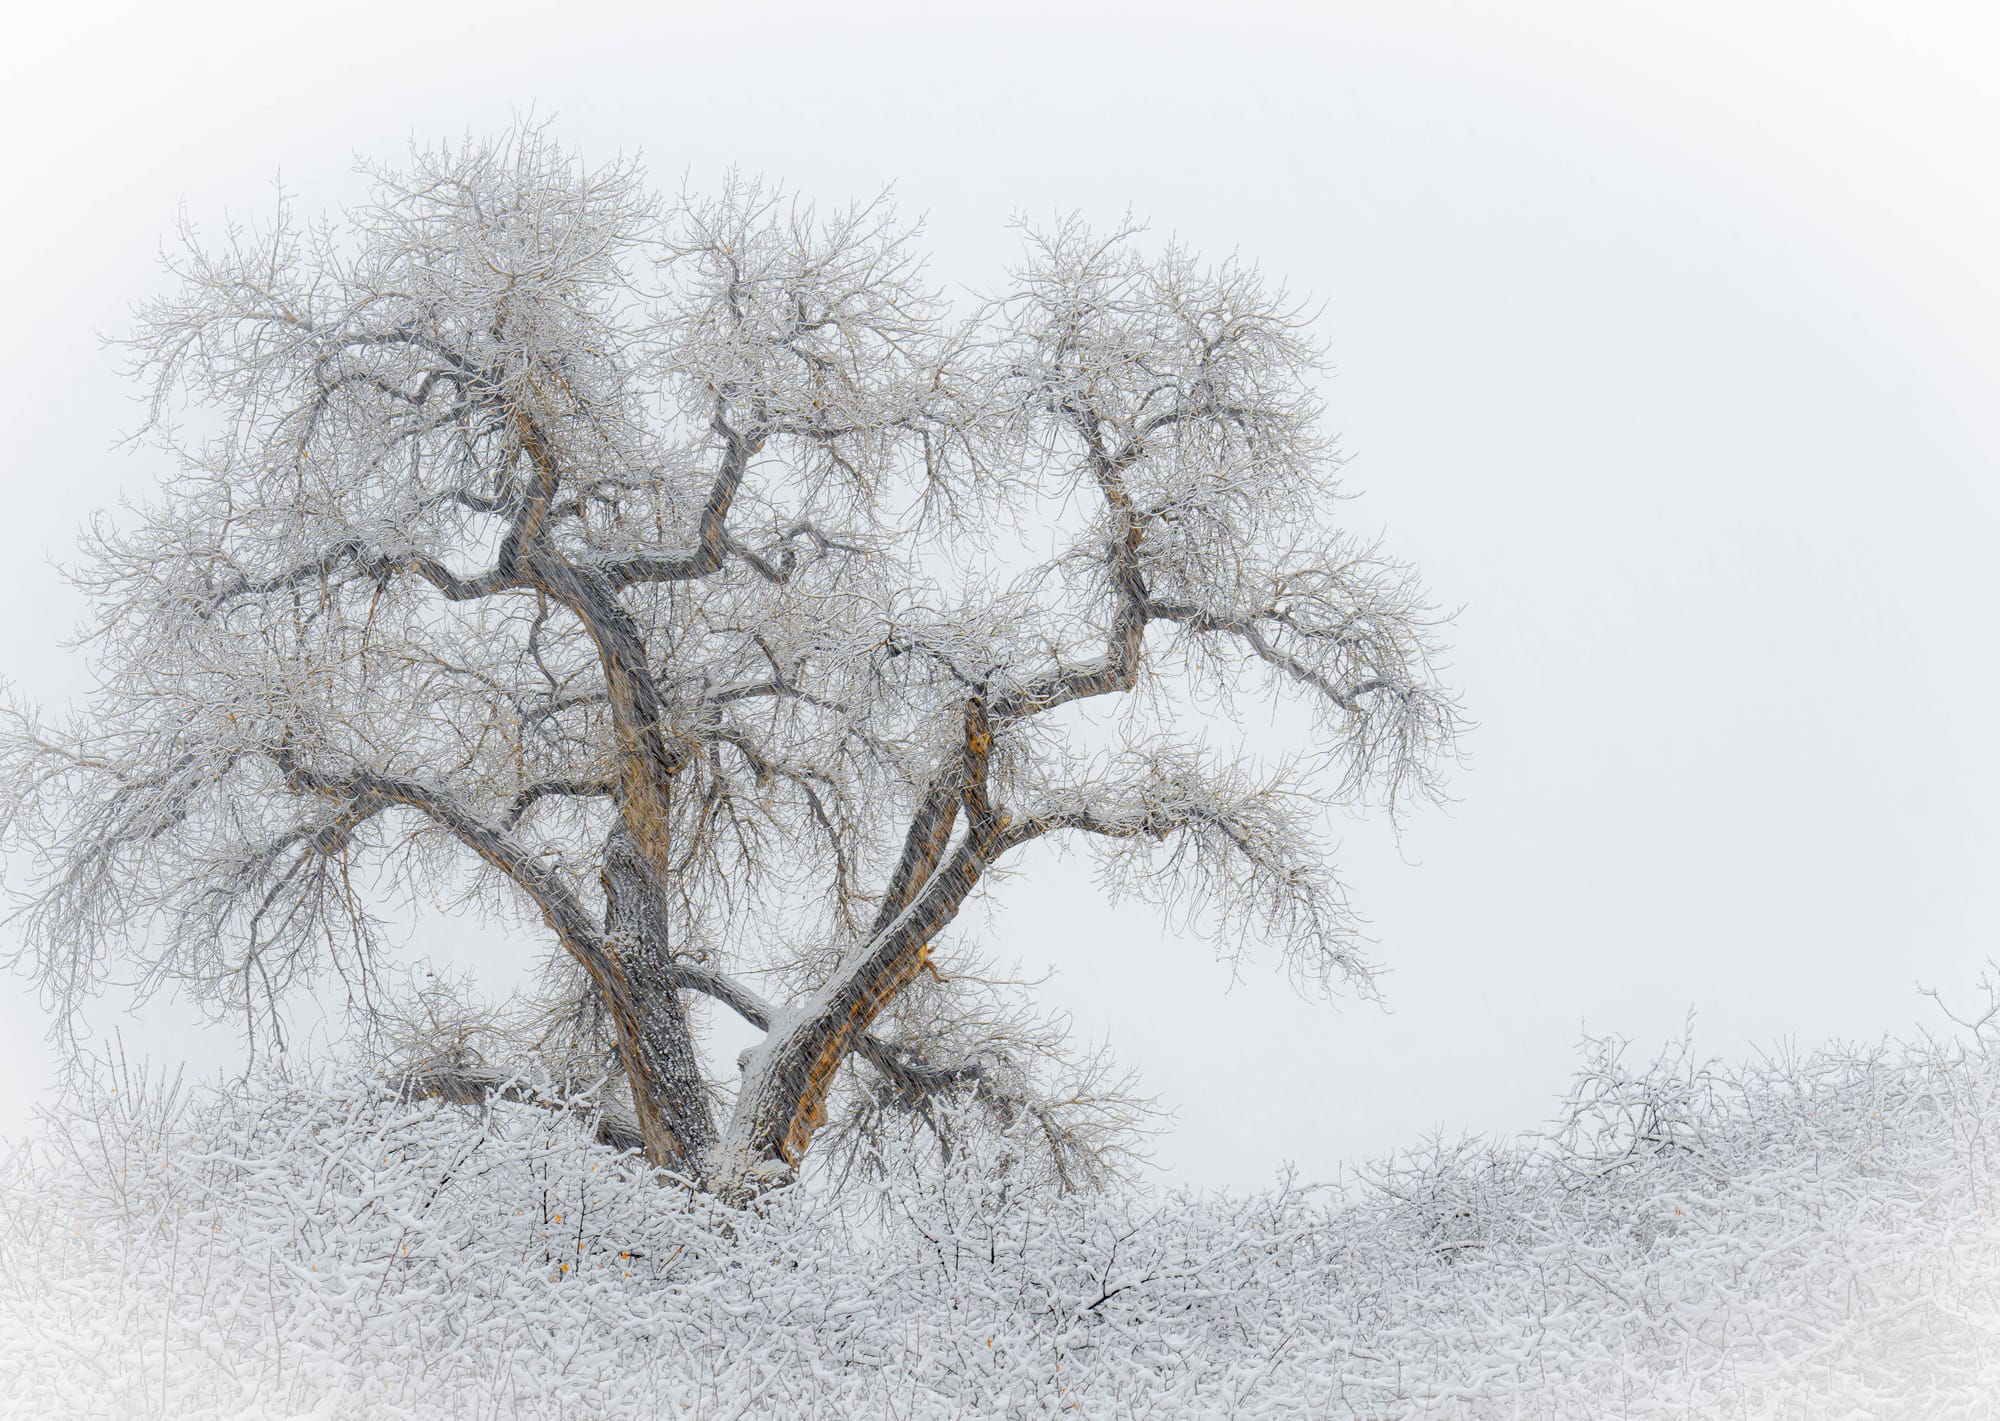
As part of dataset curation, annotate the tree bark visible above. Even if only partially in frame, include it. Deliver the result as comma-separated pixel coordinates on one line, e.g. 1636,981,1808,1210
717,824,1002,1194
601,825,718,1172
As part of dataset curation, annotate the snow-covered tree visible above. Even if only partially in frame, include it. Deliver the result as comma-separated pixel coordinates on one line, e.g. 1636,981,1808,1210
1,127,1457,1197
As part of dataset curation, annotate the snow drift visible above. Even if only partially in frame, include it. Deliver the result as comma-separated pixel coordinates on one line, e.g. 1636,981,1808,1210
4,1021,1998,1418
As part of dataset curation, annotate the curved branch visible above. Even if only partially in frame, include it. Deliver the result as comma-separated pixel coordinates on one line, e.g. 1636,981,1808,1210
1145,598,1386,713
601,411,763,588
989,407,1149,725
198,539,525,616
267,748,601,949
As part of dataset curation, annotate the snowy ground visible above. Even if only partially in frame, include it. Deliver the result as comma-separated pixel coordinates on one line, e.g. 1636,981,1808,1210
4,1024,1998,1419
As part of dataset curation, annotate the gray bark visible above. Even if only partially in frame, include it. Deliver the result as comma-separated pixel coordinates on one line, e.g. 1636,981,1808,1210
601,825,718,1172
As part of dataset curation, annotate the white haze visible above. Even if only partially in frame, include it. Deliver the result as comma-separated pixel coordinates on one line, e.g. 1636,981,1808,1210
1,0,1996,1188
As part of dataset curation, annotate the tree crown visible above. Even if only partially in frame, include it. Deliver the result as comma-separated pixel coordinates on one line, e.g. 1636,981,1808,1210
3,127,1458,1190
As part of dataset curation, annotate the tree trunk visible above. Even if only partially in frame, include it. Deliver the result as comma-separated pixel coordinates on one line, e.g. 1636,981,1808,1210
601,825,717,1173
719,936,938,1194
714,827,992,1197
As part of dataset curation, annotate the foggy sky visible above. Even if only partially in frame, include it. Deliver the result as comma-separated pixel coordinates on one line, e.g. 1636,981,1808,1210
3,0,1996,1187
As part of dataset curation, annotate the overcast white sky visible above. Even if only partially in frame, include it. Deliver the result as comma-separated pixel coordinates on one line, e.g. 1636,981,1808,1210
3,0,1997,1188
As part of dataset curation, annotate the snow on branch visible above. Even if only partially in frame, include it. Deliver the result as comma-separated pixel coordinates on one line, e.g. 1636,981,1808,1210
7,1012,1998,1416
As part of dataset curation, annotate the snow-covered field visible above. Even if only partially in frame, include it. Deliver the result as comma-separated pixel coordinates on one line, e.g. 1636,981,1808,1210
4,1024,1998,1419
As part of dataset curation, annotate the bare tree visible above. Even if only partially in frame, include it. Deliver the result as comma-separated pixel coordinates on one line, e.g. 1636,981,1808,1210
1,129,1457,1198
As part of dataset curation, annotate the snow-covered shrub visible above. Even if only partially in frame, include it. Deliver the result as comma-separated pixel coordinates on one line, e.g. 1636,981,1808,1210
4,1022,1999,1418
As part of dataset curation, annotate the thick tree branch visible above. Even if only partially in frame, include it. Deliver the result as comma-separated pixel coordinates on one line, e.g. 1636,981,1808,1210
601,411,763,588
268,748,602,949
198,539,525,616
989,409,1149,725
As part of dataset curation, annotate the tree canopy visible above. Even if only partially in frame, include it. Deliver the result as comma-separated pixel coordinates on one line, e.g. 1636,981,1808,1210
1,128,1458,1197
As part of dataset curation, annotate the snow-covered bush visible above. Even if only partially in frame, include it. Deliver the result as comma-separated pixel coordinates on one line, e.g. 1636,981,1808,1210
4,1020,1998,1418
